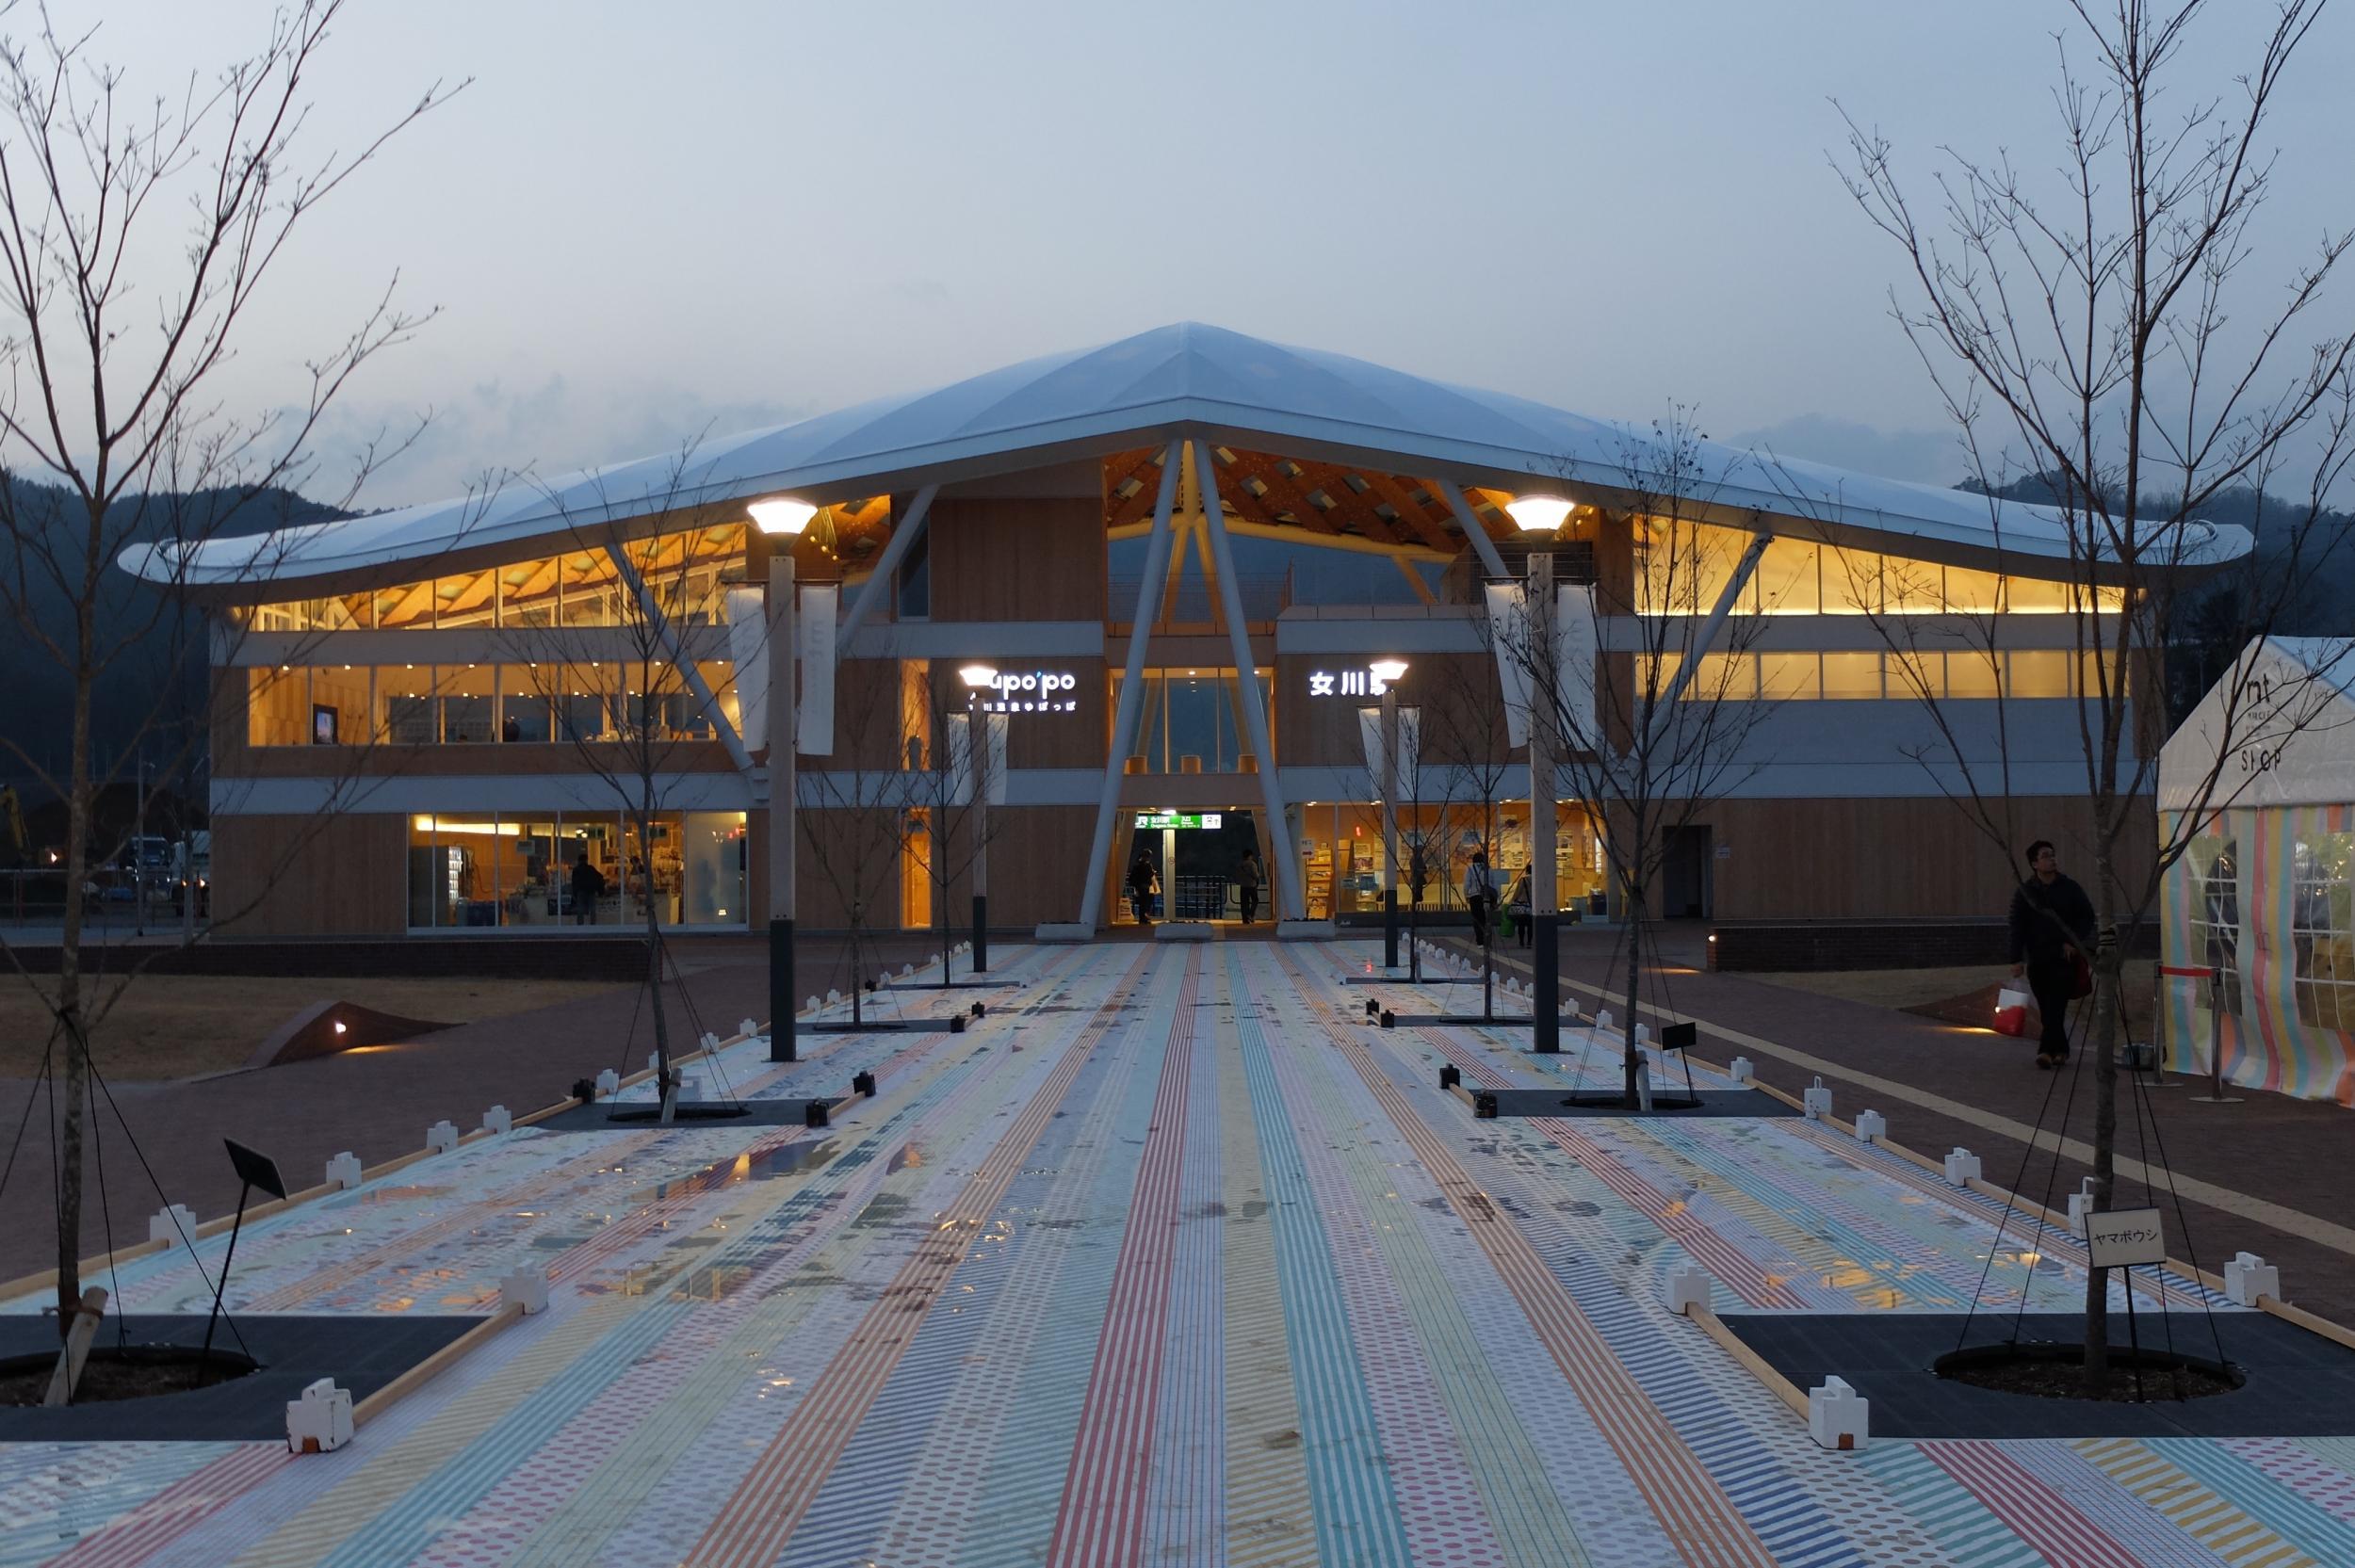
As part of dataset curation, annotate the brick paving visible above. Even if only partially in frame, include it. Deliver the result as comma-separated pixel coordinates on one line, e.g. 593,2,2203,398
5,939,2354,1566
1442,922,2355,1316
0,934,955,1277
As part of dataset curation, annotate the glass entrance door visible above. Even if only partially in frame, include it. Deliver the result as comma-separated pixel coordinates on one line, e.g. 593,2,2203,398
1117,810,1262,923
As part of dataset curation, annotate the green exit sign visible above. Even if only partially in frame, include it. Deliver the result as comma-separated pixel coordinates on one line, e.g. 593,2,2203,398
1133,812,1223,831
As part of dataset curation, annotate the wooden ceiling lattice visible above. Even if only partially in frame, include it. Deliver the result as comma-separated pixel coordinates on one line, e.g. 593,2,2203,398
1096,445,1513,555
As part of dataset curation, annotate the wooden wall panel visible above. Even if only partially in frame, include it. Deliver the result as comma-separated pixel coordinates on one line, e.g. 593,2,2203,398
763,802,1093,930
925,658,1107,772
828,657,906,774
210,812,407,937
1684,795,2157,921
1275,651,1501,770
928,497,1105,622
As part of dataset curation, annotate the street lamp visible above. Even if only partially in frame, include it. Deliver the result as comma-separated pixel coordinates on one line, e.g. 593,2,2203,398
1510,497,1565,1054
960,665,998,972
748,496,817,537
749,495,814,1060
1505,493,1574,533
1376,658,1409,971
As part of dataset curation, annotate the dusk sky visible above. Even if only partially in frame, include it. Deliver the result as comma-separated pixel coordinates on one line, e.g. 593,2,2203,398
65,0,2355,507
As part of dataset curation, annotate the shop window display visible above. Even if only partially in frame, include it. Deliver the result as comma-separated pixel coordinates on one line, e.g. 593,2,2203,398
2292,832,2354,1029
406,809,747,930
2189,836,2245,1018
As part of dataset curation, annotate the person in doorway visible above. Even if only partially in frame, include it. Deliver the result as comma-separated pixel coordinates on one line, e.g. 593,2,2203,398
1238,850,1263,924
569,851,606,927
1408,842,1429,909
1463,849,1498,946
1128,850,1158,927
2008,838,2096,1068
1505,866,1533,948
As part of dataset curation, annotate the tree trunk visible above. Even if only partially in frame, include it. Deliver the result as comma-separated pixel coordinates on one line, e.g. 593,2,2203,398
2083,905,2122,1394
639,806,672,1118
847,898,864,1027
53,573,99,1334
1623,897,1646,1111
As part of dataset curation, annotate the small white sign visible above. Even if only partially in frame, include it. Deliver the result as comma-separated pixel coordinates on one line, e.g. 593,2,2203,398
2084,1206,2166,1269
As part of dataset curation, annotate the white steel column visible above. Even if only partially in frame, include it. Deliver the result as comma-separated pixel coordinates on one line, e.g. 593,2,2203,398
1650,529,1774,713
833,483,940,655
1073,442,1183,931
1437,477,1512,581
1194,444,1305,923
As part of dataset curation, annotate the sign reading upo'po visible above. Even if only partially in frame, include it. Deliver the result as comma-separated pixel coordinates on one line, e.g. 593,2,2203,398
975,670,1079,715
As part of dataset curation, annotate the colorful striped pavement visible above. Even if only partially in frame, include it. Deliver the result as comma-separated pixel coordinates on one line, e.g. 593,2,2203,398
8,938,2355,1565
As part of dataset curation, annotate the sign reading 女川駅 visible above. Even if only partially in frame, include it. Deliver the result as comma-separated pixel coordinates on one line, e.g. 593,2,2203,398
972,670,1079,714
1307,666,1402,698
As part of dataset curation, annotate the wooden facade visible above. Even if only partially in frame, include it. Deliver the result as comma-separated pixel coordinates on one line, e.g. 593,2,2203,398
201,446,2168,940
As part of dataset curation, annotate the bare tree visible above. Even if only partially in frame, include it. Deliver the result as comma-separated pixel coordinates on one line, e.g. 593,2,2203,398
796,656,926,1027
499,449,749,1112
0,2,458,1328
897,665,998,985
1832,0,2355,1388
1429,605,1531,1013
1502,412,1780,1107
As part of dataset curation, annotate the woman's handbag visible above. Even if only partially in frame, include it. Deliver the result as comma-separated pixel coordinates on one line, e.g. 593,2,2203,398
2070,950,2094,998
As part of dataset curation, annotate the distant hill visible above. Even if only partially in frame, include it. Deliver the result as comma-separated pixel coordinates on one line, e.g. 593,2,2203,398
0,481,350,800
1962,473,2355,718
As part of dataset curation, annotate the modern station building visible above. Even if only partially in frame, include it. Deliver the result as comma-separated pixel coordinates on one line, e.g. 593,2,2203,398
131,323,2237,938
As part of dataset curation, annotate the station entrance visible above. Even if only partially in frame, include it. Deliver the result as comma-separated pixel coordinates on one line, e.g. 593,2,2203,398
1112,808,1268,924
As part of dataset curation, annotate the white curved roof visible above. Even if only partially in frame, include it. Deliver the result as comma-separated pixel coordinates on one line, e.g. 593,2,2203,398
124,321,2249,590
2160,636,2355,811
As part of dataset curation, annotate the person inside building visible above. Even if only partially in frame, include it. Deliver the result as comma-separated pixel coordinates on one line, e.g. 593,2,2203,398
2008,838,2096,1068
1463,849,1497,946
1237,850,1263,924
570,850,606,927
1128,849,1158,927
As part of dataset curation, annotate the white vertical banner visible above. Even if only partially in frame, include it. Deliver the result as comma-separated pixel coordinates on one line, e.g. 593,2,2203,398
795,584,837,755
985,712,1009,805
1356,705,1421,792
946,712,974,804
1485,582,1535,748
1555,583,1598,749
725,588,769,753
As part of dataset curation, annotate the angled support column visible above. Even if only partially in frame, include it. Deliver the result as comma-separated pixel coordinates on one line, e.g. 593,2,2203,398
1437,477,1512,581
607,543,750,773
1073,443,1183,931
1648,528,1773,719
833,483,940,655
1195,445,1306,923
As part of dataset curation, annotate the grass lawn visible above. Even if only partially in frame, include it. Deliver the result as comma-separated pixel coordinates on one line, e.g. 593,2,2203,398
0,975,625,1080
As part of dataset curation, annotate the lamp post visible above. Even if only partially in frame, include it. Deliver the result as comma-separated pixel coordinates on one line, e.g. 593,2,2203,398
750,495,815,1061
1372,658,1408,971
1508,493,1571,1055
959,664,997,974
